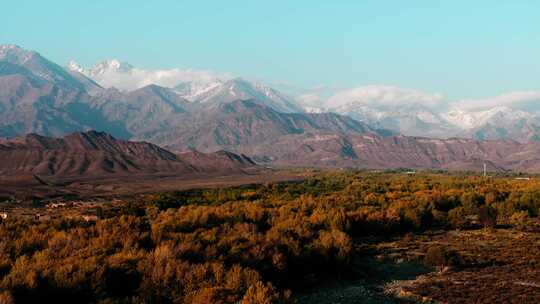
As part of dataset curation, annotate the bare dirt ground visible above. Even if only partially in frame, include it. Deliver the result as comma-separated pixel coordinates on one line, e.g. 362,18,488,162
385,229,540,304
297,228,540,304
0,169,309,201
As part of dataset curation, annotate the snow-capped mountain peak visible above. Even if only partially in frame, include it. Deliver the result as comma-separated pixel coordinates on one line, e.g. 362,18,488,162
172,77,303,113
444,106,533,130
0,44,38,64
0,44,24,55
67,60,85,73
173,80,224,101
443,109,477,129
0,44,91,89
65,59,229,92
67,58,133,78
69,59,134,77
93,59,133,74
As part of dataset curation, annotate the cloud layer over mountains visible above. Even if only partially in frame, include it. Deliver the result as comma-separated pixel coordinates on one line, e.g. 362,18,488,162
68,57,540,114
326,85,445,109
454,91,540,111
68,59,230,92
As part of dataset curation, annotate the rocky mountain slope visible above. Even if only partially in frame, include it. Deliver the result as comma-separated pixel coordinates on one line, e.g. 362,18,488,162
0,131,257,178
0,45,380,148
0,45,113,138
444,107,540,142
238,132,540,172
142,99,386,152
174,78,304,113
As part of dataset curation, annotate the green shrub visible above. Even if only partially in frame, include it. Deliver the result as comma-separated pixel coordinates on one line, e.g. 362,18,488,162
478,205,497,228
424,245,462,270
448,207,469,229
510,211,529,230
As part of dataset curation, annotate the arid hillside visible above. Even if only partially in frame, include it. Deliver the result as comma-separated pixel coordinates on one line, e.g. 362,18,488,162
0,131,258,178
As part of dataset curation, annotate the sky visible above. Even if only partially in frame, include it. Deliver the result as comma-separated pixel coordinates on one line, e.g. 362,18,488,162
1,0,539,101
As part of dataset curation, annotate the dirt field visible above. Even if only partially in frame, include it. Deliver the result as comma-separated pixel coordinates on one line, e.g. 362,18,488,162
0,169,309,201
386,229,540,303
298,228,540,304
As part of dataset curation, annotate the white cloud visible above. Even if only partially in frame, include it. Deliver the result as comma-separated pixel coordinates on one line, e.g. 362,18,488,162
267,83,345,108
69,59,231,91
454,91,540,111
95,68,229,91
295,93,325,107
69,59,540,114
325,85,445,109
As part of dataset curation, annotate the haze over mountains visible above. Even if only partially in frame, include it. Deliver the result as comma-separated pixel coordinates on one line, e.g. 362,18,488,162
2,44,540,172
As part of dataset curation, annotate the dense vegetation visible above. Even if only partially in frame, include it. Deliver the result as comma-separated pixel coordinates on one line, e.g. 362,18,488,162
0,172,539,303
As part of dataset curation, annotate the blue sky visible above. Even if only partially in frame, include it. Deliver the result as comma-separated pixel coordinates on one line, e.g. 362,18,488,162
1,0,539,99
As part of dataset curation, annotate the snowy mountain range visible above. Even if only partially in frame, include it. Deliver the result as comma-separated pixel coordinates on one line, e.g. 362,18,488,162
67,58,228,94
66,57,540,142
174,78,304,113
2,44,539,143
67,60,301,113
5,45,540,171
328,99,540,142
324,100,540,141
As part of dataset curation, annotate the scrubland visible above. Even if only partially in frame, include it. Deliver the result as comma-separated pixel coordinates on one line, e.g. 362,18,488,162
0,172,539,303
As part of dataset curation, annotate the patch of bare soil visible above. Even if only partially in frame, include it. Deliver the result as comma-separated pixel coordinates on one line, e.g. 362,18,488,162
297,229,539,304
383,229,540,303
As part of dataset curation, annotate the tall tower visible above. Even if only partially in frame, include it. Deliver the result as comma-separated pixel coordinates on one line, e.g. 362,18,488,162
483,163,487,177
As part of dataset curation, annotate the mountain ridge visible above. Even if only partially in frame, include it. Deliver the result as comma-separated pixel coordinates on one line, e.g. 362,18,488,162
0,130,258,179
4,45,540,172
59,47,540,143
